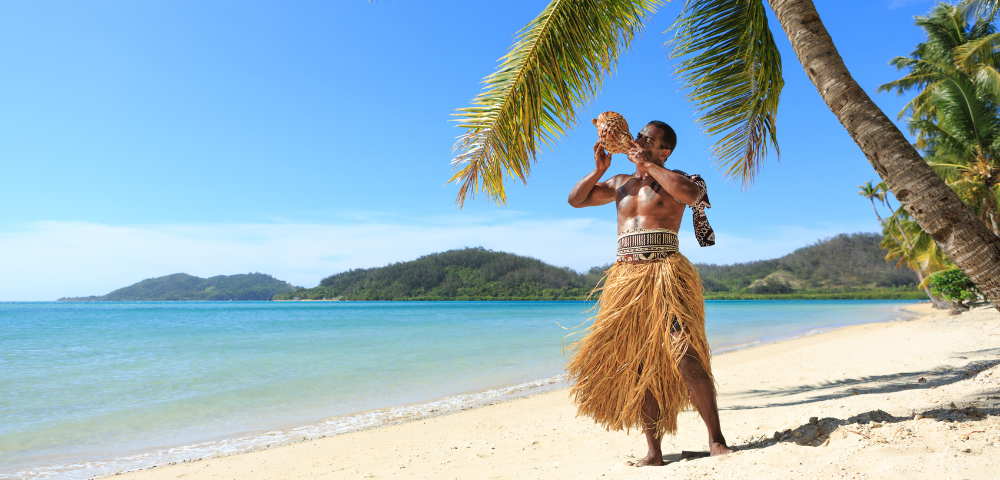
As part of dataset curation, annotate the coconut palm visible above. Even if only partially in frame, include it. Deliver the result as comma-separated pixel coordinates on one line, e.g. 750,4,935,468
449,0,1000,309
858,180,947,306
875,180,918,250
927,150,1000,235
877,182,893,210
877,4,1000,122
878,2,1000,236
858,181,886,223
881,208,952,308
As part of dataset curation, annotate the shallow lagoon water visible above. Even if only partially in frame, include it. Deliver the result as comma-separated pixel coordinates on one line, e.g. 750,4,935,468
0,300,916,479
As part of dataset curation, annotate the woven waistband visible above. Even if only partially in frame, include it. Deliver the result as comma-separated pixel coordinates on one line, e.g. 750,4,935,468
616,228,679,262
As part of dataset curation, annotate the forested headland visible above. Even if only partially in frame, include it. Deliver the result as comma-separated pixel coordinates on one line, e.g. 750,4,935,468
275,233,925,301
58,273,298,301
698,232,921,299
274,248,605,301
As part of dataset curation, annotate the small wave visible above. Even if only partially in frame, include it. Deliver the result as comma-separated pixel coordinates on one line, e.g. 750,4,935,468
712,339,763,354
1,375,568,480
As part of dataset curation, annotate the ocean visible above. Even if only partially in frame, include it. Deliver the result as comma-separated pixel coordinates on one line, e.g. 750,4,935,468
0,300,917,479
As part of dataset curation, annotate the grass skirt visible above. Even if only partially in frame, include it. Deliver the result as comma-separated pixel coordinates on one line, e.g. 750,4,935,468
565,254,713,438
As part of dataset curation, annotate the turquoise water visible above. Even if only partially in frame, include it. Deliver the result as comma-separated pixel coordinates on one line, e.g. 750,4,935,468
0,300,916,479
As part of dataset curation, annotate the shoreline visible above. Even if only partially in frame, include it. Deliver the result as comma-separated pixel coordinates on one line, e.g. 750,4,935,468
49,296,928,302
710,302,919,355
272,295,928,302
68,302,914,478
108,302,999,480
9,302,925,480
5,301,984,480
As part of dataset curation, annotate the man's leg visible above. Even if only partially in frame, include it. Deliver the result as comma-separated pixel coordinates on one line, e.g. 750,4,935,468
677,350,732,455
626,389,664,466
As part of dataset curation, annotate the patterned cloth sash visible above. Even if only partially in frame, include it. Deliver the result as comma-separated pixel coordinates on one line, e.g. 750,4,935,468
671,170,715,247
616,228,679,262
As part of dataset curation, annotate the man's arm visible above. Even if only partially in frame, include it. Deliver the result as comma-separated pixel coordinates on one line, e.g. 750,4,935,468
643,164,702,205
628,149,702,206
568,141,617,208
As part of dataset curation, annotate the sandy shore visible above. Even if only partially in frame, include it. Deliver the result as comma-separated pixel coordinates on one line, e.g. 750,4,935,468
115,303,999,480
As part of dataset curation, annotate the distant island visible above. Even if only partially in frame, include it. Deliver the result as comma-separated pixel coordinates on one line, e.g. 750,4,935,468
58,233,925,302
275,247,605,301
697,232,921,299
58,273,298,302
275,233,925,301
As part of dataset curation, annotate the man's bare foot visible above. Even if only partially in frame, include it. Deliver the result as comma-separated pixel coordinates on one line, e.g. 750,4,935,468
624,452,663,467
710,441,733,456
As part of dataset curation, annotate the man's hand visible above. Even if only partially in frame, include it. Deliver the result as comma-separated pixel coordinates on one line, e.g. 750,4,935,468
569,143,617,208
594,141,611,172
627,140,653,175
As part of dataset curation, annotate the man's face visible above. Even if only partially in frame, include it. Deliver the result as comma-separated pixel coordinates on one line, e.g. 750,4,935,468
635,124,670,164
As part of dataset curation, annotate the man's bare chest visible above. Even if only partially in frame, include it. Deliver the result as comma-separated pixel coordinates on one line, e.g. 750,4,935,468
615,180,683,216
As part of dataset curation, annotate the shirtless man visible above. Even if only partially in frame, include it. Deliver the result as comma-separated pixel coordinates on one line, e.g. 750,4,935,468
566,121,731,465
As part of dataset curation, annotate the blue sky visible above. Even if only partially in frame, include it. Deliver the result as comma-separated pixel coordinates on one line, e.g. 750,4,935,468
1,0,937,300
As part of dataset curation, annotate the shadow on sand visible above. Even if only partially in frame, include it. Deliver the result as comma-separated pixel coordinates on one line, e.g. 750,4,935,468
722,356,999,411
664,357,999,461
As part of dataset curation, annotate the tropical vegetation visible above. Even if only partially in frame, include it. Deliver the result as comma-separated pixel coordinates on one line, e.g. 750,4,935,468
275,235,923,301
865,2,1000,309
878,2,1000,237
927,267,982,313
448,0,1000,310
858,179,951,308
276,248,606,301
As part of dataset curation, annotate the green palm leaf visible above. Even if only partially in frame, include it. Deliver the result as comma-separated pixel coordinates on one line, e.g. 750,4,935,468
933,73,997,151
669,0,783,186
954,31,1000,71
449,0,661,207
960,0,1000,24
971,64,1000,101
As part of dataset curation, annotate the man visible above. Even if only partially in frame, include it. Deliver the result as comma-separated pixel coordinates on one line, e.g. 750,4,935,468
566,120,731,466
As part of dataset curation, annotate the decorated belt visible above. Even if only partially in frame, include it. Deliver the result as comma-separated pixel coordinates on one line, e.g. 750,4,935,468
616,228,679,262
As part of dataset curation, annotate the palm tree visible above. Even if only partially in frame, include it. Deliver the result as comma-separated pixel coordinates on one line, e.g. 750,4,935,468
859,180,948,307
449,0,1000,310
858,181,886,223
928,153,1000,235
882,207,953,308
876,181,917,249
877,4,1000,123
877,3,1000,236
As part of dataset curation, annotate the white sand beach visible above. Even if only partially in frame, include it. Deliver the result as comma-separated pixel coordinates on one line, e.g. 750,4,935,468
115,303,1000,480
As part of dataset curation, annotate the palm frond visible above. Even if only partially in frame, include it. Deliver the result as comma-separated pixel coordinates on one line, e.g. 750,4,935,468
971,64,1000,101
954,31,1000,71
917,6,968,54
449,0,661,207
911,118,973,156
927,161,962,180
877,59,952,95
934,74,997,150
669,0,782,186
960,0,1000,24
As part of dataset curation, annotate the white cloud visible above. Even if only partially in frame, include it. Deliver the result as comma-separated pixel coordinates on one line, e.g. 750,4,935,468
0,218,869,301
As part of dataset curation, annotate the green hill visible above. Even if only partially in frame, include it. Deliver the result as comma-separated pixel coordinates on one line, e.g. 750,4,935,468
58,273,298,301
274,248,605,301
698,232,920,298
275,233,924,301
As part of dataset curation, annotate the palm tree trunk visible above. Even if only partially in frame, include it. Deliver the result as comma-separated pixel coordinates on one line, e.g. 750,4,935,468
886,213,945,306
890,215,911,250
767,0,1000,312
914,268,950,309
869,200,883,224
984,191,1000,236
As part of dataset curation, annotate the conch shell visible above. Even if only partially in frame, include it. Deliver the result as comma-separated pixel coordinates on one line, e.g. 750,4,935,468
592,111,633,154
